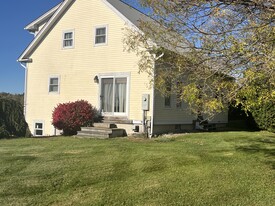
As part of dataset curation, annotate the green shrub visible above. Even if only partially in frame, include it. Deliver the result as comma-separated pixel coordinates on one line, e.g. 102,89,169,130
251,101,275,132
0,125,9,139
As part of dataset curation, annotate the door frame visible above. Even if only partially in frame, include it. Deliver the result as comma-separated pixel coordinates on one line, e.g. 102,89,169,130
98,72,130,117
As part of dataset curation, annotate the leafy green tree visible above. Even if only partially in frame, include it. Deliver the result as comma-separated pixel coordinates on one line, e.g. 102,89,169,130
124,0,274,120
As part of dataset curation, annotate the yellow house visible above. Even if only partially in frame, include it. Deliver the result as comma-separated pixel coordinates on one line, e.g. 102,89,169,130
18,0,227,137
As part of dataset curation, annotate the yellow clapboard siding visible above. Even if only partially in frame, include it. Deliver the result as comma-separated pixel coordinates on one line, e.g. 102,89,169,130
26,0,152,136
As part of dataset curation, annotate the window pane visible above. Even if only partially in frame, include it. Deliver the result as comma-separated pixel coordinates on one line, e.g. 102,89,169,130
50,78,58,85
50,85,58,92
96,28,106,35
101,78,114,113
64,40,72,47
96,36,106,44
115,78,127,113
35,123,43,129
35,129,43,136
64,32,72,39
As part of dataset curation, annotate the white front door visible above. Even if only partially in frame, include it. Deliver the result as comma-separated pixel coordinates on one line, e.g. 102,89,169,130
101,77,128,116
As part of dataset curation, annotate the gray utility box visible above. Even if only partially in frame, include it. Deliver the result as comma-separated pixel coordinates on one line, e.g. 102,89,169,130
142,94,150,111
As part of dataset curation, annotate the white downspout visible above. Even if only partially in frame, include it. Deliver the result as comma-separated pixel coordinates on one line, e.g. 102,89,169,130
19,62,28,117
149,52,164,138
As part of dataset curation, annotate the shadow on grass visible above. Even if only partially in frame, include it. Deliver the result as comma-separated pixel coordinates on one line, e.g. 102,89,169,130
236,136,275,169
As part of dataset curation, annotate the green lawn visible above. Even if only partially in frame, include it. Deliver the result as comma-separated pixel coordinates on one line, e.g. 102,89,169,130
0,132,275,206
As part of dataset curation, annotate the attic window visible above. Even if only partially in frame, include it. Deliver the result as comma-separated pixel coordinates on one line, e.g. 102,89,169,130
95,26,107,45
63,30,74,48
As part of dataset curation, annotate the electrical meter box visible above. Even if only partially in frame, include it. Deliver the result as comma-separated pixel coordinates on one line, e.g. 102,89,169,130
142,94,150,111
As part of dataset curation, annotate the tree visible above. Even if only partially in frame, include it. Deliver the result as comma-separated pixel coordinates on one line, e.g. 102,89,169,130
124,0,274,120
0,97,30,138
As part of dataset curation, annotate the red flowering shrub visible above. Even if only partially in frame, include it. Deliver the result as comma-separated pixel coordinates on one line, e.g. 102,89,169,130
52,100,96,135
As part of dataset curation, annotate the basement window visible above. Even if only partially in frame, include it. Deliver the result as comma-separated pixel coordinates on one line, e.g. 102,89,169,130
34,122,43,136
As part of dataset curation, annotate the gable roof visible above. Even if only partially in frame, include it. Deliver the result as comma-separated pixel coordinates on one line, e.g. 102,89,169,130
18,0,149,62
24,3,62,33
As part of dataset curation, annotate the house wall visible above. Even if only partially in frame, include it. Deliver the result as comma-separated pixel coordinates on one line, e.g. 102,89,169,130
25,0,152,136
153,91,228,134
153,91,196,125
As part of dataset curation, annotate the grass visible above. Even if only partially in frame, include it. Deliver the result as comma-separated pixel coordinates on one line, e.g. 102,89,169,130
0,131,275,206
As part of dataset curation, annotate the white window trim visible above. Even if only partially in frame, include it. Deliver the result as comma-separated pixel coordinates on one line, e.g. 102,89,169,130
94,25,108,46
62,29,75,49
48,75,60,94
34,121,44,137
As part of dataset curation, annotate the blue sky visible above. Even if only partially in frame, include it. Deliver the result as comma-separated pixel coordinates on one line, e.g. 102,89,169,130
0,0,61,94
0,0,143,94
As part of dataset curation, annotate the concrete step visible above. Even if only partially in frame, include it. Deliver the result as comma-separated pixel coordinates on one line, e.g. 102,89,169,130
77,131,110,139
80,127,113,134
103,116,132,124
77,127,126,138
93,123,117,128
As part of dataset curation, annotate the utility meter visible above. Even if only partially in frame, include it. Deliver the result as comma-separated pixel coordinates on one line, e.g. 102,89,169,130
142,94,150,111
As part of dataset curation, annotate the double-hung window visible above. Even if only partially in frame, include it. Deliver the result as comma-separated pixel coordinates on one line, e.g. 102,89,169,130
34,122,43,136
63,30,74,48
49,76,60,93
95,26,107,45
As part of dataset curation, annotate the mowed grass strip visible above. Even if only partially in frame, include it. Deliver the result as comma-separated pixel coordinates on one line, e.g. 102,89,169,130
0,131,274,206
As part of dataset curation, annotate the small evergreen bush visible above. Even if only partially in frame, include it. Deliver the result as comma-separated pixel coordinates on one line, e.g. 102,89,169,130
52,100,97,136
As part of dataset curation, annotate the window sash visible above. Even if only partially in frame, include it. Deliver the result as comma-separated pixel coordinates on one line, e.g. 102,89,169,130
34,123,43,136
63,31,73,48
49,77,59,93
95,27,107,44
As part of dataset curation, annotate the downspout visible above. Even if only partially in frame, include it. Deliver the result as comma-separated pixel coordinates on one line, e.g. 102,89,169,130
19,62,28,117
149,52,164,138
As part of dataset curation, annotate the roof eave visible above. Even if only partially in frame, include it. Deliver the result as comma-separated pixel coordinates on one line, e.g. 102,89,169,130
18,0,75,62
24,3,61,32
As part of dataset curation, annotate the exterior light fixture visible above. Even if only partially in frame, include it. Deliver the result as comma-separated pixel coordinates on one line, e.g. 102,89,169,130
94,75,99,83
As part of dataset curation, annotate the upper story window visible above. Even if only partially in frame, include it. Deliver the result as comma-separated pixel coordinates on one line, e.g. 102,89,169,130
95,26,107,45
63,30,74,48
49,76,60,93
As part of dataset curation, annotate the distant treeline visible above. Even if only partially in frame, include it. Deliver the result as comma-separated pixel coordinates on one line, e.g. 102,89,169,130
0,93,30,138
0,92,24,105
